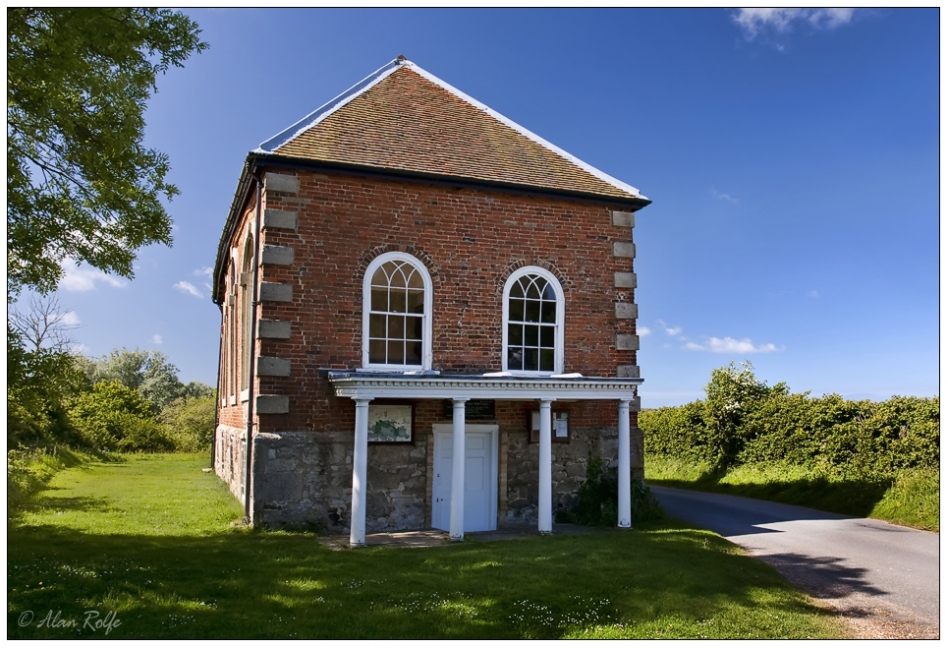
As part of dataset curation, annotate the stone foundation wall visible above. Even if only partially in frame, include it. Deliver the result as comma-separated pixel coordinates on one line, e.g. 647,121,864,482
215,416,644,532
215,424,247,503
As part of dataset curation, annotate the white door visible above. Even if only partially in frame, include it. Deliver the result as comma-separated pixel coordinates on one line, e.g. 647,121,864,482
432,424,498,532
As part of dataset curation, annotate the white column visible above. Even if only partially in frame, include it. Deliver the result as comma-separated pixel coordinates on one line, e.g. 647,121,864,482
350,398,372,547
449,398,469,541
617,399,632,529
538,399,554,534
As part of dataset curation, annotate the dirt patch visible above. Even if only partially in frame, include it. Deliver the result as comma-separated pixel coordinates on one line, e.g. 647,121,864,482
813,596,939,639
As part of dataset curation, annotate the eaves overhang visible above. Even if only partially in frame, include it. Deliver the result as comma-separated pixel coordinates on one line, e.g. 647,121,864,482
328,371,644,405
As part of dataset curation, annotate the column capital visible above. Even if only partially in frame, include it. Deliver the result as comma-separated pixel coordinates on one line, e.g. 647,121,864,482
452,397,470,404
353,397,374,405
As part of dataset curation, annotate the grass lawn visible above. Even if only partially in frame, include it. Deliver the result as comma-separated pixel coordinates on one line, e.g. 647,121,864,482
8,453,848,639
646,456,939,532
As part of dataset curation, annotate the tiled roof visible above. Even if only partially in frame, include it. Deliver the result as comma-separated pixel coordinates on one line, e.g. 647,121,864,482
256,58,647,202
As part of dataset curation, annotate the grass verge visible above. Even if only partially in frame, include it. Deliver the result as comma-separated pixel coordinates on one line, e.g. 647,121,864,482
8,453,848,639
8,447,112,509
646,456,939,532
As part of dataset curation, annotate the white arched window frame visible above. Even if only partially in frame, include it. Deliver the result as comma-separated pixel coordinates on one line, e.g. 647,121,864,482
362,252,434,371
502,266,565,375
239,235,254,399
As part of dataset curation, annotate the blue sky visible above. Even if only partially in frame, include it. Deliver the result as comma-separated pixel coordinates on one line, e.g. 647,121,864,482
38,8,939,407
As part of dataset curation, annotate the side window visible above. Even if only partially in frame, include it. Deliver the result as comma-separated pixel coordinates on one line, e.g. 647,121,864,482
240,235,254,393
503,267,564,374
362,252,433,370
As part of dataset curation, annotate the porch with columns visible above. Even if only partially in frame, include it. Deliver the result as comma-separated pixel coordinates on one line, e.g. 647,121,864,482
329,372,643,547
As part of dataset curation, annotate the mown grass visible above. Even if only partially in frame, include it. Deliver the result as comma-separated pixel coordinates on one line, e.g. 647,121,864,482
646,456,939,532
8,453,848,639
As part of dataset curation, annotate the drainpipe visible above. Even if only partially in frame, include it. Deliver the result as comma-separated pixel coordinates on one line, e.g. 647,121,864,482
211,305,223,468
243,175,264,523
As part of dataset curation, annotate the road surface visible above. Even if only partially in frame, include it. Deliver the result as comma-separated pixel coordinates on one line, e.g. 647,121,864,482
650,485,939,636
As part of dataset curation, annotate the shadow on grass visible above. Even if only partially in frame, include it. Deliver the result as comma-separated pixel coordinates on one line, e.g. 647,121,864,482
648,471,891,518
7,521,842,639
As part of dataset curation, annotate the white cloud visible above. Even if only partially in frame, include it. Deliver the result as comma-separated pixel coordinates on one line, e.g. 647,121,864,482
194,266,214,277
711,188,739,204
733,8,856,42
174,281,204,298
59,311,81,327
659,320,683,338
685,336,781,354
806,290,819,298
638,326,651,337
60,259,127,292
70,343,89,355
152,334,163,345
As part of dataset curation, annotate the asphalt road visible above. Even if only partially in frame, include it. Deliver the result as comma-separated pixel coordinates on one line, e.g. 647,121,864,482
650,485,940,632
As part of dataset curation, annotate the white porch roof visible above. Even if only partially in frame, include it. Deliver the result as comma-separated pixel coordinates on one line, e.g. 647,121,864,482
329,370,643,406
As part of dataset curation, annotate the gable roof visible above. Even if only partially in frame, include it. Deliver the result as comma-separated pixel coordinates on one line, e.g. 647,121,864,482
255,57,648,202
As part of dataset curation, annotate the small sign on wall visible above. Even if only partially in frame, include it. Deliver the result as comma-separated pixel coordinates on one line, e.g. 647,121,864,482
368,403,414,443
529,410,569,443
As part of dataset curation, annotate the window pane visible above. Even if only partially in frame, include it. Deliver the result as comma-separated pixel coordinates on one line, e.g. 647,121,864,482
526,278,541,299
388,315,405,339
540,300,556,324
369,339,386,364
510,280,525,299
540,326,554,348
525,300,540,323
407,268,424,289
406,341,422,365
509,323,523,345
369,314,385,337
390,289,407,313
407,315,423,341
371,287,387,311
525,325,539,346
524,348,539,371
388,340,405,365
540,349,554,372
389,263,407,288
371,267,389,288
407,289,425,314
510,299,524,322
507,347,523,371
541,282,556,301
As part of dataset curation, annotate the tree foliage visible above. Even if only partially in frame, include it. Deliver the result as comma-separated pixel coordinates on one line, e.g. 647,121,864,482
7,325,87,448
82,347,213,411
159,396,216,452
7,8,206,295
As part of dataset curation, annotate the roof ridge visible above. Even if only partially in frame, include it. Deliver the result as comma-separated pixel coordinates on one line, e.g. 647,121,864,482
255,58,402,153
257,57,646,200
400,60,645,200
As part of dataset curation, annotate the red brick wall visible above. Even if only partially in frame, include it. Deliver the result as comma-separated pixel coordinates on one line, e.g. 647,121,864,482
219,168,639,434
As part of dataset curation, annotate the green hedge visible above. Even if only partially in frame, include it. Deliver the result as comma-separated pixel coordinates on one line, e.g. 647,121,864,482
641,364,939,482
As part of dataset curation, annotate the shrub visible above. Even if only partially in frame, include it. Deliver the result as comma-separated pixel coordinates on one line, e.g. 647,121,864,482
159,396,215,452
557,458,664,526
69,381,173,452
642,363,940,484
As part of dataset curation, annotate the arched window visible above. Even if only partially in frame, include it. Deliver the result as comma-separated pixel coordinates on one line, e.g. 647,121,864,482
363,252,433,370
502,267,565,374
240,235,254,393
228,259,237,401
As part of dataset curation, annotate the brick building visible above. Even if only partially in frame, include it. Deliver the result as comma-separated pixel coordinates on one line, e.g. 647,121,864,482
212,57,651,545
